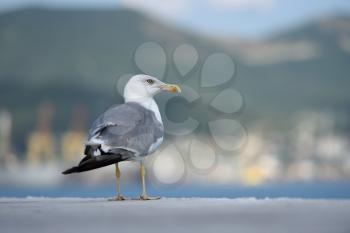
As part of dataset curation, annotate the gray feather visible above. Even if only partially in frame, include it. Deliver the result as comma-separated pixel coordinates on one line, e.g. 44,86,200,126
88,102,164,158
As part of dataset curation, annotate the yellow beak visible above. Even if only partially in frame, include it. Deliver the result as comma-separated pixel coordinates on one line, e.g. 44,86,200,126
160,84,181,93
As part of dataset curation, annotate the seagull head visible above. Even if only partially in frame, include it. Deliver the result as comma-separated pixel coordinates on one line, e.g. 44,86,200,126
123,74,181,102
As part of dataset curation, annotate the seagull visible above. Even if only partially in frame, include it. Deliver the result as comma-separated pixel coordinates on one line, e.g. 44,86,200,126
62,74,181,200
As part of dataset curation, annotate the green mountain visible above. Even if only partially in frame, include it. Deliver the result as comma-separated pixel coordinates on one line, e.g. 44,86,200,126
0,8,349,151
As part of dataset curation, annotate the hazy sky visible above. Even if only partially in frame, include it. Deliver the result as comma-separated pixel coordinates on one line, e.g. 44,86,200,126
1,0,350,38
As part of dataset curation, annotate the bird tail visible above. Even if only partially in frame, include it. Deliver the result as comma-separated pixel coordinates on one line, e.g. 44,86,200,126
62,144,99,174
62,166,79,174
62,145,132,175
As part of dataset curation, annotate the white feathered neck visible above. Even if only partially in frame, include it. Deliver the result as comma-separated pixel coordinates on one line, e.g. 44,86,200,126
123,85,162,124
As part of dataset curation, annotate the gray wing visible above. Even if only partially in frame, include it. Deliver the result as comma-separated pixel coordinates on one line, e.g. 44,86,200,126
88,102,164,157
88,103,143,140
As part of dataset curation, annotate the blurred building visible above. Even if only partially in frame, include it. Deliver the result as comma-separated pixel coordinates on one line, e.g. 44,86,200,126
27,102,56,165
0,110,18,168
61,104,87,163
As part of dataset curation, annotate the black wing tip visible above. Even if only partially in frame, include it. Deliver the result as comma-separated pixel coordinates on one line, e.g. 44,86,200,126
62,167,78,175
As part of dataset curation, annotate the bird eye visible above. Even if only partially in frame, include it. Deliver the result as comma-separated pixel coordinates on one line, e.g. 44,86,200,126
146,79,154,85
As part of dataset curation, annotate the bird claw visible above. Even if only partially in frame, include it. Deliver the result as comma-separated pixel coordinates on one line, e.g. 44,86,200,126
139,195,161,201
108,195,128,201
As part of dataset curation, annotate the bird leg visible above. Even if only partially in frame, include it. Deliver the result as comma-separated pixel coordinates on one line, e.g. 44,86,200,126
139,161,160,200
109,163,127,201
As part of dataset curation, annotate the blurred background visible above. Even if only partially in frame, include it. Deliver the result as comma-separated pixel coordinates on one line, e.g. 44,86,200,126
1,0,350,198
